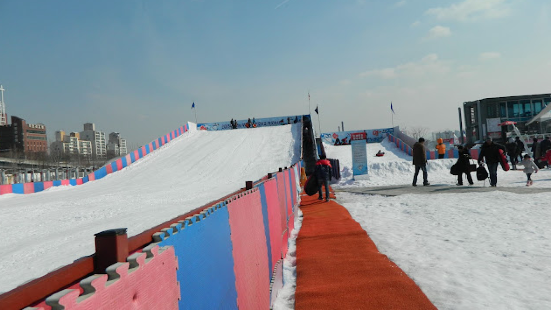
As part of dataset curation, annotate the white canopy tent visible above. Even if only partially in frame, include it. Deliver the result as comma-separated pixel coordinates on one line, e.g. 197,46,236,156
526,103,551,126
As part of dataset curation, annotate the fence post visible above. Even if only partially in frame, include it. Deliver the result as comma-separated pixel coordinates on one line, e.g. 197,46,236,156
245,181,253,190
94,228,128,273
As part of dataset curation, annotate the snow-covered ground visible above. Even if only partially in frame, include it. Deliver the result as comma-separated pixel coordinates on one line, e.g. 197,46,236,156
2,126,550,310
0,124,302,294
325,138,551,310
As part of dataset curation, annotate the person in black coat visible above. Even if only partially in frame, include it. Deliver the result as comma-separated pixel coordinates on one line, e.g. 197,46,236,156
456,146,474,185
478,137,506,187
505,138,518,170
515,137,525,162
540,136,551,155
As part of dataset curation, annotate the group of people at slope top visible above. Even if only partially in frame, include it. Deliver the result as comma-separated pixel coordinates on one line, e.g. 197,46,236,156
412,136,541,187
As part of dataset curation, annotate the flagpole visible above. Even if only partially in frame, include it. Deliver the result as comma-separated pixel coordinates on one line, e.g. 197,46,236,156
308,91,311,115
317,105,321,138
194,107,197,123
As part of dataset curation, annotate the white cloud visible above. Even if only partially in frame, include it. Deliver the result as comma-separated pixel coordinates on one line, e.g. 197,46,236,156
426,0,510,22
425,25,452,39
393,1,406,8
339,79,352,86
359,54,451,80
411,20,421,27
479,52,501,60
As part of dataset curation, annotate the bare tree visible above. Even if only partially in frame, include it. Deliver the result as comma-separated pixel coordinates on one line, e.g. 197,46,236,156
409,126,430,140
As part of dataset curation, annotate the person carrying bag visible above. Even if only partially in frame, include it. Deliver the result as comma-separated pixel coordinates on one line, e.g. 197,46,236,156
454,145,474,185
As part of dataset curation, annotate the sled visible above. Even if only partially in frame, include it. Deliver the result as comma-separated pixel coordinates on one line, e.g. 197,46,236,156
375,153,385,157
499,149,510,171
304,174,319,196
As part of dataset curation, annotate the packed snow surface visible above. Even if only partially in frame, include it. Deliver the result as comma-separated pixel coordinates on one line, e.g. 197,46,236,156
324,139,551,310
2,128,550,310
0,124,302,294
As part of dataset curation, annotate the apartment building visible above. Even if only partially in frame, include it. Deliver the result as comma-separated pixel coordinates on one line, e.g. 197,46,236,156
0,116,47,156
79,123,106,159
107,132,128,157
50,131,92,157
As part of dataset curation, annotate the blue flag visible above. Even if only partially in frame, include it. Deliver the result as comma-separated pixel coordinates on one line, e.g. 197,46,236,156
192,102,195,109
315,106,319,114
391,102,395,114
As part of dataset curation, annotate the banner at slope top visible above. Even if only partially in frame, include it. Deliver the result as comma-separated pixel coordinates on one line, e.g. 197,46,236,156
321,127,394,145
197,115,305,131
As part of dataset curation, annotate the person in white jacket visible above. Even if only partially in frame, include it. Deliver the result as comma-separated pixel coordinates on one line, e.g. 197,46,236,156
518,154,539,186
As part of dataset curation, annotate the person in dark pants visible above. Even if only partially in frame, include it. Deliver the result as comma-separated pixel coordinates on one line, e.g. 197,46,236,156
315,154,332,201
505,138,518,170
412,137,429,186
540,136,551,155
531,137,539,158
456,145,474,185
478,137,506,187
515,137,525,162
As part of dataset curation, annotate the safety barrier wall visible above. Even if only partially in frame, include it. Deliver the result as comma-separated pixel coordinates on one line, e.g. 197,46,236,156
0,123,191,196
388,134,466,160
19,163,301,310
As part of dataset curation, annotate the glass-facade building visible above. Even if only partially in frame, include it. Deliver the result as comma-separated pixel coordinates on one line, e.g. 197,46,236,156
463,94,551,143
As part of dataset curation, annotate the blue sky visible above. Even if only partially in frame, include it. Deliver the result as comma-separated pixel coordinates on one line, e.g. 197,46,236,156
1,0,550,147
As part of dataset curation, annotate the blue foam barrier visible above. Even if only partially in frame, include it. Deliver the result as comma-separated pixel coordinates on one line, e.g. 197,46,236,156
34,182,44,193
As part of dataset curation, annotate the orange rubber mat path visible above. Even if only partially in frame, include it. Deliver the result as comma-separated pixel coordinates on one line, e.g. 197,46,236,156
295,192,436,310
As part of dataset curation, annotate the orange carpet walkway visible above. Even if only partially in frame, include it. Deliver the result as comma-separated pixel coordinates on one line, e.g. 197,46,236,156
295,191,436,310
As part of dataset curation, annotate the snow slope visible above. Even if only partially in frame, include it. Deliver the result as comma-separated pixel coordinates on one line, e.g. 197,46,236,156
0,124,302,293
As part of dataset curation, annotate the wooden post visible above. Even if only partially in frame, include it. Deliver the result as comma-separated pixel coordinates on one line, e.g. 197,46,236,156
94,228,128,273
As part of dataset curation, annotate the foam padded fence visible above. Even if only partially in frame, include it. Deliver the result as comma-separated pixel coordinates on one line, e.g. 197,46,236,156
227,189,271,310
28,245,179,310
156,203,238,310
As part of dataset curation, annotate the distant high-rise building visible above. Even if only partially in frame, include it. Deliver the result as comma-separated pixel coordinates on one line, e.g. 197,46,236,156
0,85,7,126
0,116,47,156
107,132,128,157
50,130,92,157
80,123,106,159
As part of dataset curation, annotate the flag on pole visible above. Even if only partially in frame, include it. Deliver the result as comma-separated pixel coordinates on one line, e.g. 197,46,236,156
315,105,318,114
391,102,395,114
192,102,195,109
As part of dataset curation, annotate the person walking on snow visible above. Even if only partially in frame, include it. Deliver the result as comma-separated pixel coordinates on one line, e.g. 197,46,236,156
455,145,474,186
505,138,518,170
315,154,332,201
518,154,539,186
515,137,525,162
436,138,446,159
412,137,430,186
478,137,506,187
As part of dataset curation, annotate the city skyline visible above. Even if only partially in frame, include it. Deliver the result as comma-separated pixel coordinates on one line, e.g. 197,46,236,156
1,0,550,146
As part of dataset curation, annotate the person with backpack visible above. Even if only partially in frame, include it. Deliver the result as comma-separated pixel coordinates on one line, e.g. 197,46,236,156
455,145,474,186
315,154,332,201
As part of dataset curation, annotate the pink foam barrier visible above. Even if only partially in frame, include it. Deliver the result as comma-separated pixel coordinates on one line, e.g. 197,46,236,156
106,164,113,174
281,228,289,258
43,181,53,190
133,150,139,161
125,154,132,165
0,184,13,195
264,178,284,265
24,183,35,194
227,189,270,310
470,149,480,160
61,180,70,186
276,174,288,235
40,245,179,310
116,159,123,171
141,146,146,156
76,179,83,185
448,149,454,158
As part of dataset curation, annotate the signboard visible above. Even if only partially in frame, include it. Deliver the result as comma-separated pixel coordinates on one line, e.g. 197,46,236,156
486,118,501,136
351,140,368,177
321,127,394,145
